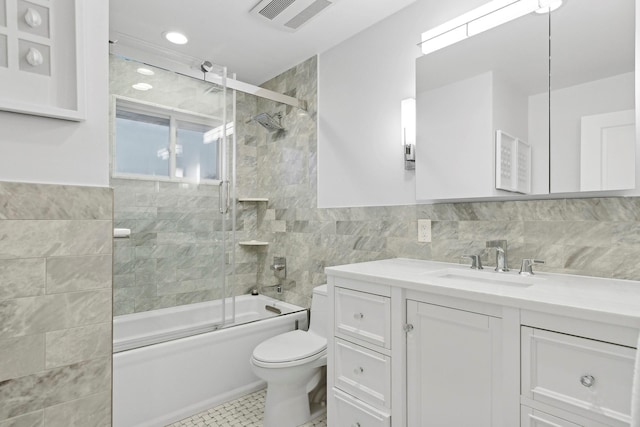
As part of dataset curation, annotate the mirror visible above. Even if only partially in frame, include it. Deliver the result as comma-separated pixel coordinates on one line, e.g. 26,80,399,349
550,0,635,193
415,0,636,200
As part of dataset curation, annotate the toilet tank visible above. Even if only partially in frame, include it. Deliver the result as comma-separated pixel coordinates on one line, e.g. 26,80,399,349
308,284,328,339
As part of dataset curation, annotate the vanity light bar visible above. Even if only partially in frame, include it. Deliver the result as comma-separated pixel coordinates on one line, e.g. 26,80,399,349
420,0,554,55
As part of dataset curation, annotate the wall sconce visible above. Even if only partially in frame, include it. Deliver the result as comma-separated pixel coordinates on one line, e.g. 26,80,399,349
401,98,416,170
420,0,563,55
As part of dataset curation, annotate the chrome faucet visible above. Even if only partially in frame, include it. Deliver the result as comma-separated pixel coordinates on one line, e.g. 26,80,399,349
486,240,509,272
519,259,545,276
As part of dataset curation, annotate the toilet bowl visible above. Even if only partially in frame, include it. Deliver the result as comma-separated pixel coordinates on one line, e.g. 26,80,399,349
250,284,328,427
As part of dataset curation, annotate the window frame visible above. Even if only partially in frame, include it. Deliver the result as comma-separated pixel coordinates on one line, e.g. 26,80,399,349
111,95,225,185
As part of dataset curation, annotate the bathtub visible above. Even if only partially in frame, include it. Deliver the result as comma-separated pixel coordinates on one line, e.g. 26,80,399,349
113,294,308,427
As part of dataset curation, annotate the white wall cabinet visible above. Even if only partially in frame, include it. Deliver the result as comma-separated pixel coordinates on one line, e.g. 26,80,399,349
326,259,640,427
406,300,502,426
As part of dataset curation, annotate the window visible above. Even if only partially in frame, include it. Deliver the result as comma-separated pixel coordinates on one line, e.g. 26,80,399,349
113,98,224,183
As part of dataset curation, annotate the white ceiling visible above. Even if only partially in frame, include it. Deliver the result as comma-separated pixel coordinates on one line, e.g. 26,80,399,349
109,0,416,85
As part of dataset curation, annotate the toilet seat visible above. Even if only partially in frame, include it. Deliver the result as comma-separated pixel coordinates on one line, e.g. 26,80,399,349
252,330,326,368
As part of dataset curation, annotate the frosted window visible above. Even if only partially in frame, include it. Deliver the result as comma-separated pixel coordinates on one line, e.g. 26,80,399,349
176,121,219,181
115,110,170,177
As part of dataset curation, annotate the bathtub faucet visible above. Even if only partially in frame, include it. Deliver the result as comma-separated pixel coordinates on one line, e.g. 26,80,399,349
263,284,283,294
270,256,286,280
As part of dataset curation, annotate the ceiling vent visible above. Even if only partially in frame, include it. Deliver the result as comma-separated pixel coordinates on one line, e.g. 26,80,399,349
250,0,337,31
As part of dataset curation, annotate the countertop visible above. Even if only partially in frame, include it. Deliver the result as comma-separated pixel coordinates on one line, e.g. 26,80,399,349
325,258,640,328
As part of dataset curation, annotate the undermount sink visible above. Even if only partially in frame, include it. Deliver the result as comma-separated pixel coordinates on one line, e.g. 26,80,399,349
426,268,538,288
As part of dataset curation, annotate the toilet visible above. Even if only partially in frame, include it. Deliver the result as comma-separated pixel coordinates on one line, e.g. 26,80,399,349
250,284,328,427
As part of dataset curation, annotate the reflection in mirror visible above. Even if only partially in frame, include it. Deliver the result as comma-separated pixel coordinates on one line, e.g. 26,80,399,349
416,10,549,200
550,0,636,193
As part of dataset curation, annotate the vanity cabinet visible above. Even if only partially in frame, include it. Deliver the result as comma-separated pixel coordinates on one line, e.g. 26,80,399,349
329,281,393,426
406,300,502,426
326,259,640,427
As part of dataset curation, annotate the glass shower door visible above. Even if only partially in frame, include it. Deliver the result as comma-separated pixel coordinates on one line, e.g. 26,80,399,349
110,52,234,349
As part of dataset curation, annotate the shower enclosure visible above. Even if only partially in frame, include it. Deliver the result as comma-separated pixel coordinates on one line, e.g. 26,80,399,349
110,53,236,326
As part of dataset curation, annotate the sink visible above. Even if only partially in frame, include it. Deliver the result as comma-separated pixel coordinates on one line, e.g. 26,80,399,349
425,268,537,288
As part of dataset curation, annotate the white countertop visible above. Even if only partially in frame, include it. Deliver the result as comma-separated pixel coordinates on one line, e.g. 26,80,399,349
325,258,640,328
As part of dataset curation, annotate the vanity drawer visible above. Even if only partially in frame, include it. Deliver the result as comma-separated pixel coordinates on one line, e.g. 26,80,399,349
521,406,582,427
333,388,391,427
335,287,391,349
334,338,391,409
521,327,636,426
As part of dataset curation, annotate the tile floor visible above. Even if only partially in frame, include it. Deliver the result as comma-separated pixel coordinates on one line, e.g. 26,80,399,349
167,389,327,427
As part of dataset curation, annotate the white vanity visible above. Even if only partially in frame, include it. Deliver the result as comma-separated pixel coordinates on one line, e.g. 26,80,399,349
325,258,640,427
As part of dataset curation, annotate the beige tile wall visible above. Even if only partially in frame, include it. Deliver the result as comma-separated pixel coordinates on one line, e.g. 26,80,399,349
0,182,113,426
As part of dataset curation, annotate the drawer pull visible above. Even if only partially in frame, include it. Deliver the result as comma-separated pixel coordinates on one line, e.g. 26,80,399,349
354,366,364,375
580,375,595,388
351,423,361,427
354,312,364,320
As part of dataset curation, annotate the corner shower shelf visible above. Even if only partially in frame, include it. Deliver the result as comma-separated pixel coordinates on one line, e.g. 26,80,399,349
238,240,269,246
238,198,269,203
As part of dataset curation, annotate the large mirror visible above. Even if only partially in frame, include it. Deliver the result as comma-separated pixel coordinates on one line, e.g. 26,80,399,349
415,0,636,200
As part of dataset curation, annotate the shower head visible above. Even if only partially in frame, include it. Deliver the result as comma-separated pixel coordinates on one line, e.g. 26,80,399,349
253,112,284,132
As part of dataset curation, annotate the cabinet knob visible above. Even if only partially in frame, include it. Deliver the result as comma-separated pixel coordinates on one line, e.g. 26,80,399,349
354,366,364,375
351,423,361,427
580,375,595,388
353,312,364,320
403,323,414,333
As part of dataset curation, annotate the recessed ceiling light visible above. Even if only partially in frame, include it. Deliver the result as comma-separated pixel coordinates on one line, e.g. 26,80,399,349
535,0,563,14
132,83,153,91
136,67,155,76
164,31,188,45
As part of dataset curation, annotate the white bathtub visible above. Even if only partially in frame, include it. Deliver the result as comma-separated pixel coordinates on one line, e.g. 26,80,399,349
113,294,308,427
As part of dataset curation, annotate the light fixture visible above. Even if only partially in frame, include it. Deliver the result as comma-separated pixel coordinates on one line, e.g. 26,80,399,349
132,83,153,91
136,67,155,76
401,98,416,170
467,0,538,36
420,0,556,55
164,31,188,45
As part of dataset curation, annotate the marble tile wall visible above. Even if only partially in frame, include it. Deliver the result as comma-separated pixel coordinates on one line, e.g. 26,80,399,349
0,182,113,426
241,56,640,308
112,178,228,315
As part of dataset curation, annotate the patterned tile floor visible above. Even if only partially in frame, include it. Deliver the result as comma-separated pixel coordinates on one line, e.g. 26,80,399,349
167,389,327,427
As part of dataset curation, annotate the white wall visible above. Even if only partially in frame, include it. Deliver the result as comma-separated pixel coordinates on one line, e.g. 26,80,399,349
318,0,492,208
0,2,110,187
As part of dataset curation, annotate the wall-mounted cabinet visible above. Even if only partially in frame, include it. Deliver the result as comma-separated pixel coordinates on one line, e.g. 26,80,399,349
416,0,636,201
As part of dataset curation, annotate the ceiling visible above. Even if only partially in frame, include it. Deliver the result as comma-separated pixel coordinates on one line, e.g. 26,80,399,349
109,0,416,86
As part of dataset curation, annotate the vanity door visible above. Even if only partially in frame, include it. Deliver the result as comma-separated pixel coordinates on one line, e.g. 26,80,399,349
406,300,502,427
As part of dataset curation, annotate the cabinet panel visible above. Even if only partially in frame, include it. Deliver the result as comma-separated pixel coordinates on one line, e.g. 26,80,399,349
521,406,583,427
335,287,391,349
333,388,391,427
406,300,501,427
335,338,391,409
521,327,635,426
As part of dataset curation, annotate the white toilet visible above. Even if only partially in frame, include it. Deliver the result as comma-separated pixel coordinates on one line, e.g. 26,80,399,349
250,284,328,427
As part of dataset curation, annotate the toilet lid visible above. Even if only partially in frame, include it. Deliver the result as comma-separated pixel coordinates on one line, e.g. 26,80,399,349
252,330,326,364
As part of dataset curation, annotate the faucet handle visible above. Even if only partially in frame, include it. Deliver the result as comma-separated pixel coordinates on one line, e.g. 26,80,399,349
461,254,483,270
519,259,545,276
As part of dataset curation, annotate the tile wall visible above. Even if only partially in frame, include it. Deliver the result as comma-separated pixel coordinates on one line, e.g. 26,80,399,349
112,178,228,315
0,182,113,426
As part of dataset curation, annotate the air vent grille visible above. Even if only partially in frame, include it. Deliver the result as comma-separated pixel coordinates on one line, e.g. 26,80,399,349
259,0,296,20
285,0,331,29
